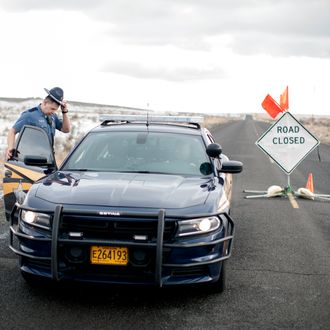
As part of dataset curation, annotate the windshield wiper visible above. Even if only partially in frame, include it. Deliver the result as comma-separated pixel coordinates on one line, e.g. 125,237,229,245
118,170,172,174
117,170,152,174
136,171,187,175
63,168,90,171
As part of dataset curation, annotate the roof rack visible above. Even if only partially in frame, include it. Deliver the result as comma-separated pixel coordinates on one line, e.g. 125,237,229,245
99,114,204,128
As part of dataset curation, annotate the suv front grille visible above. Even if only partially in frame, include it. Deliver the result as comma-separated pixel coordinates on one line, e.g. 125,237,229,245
60,215,177,242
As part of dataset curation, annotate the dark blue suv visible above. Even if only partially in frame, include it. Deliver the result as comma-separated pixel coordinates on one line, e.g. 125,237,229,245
3,115,242,292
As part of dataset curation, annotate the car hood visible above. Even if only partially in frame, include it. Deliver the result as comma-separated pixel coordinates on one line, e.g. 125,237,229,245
35,171,215,209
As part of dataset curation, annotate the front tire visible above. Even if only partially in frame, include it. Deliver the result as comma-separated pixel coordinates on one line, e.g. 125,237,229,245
21,271,53,288
208,261,226,293
21,271,40,286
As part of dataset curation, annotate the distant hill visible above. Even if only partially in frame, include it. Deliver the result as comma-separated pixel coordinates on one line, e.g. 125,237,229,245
0,97,150,113
0,97,37,103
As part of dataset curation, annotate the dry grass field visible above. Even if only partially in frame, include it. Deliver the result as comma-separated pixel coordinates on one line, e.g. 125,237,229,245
303,120,330,145
0,113,329,195
253,113,330,145
0,159,3,197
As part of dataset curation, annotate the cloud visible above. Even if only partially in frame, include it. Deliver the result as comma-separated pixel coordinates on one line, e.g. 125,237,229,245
103,60,226,81
0,0,99,11
231,32,330,58
1,0,330,60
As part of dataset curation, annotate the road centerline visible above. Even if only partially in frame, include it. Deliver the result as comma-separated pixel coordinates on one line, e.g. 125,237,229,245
288,192,299,209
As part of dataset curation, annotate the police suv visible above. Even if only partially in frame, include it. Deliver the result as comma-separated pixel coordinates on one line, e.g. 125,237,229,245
3,115,242,292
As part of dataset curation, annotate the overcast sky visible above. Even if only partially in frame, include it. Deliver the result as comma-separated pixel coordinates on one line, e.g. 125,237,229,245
0,0,329,115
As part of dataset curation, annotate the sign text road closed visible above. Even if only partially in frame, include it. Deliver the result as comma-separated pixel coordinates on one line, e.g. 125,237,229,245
256,112,320,174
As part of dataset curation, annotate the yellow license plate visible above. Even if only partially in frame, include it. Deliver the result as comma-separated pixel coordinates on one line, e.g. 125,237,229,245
90,246,128,265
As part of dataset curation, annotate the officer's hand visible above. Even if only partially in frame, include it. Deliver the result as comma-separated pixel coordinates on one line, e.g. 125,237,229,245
5,148,14,161
61,101,69,114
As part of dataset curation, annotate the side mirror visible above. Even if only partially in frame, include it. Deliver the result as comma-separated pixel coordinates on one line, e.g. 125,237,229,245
24,155,49,166
206,143,222,158
219,160,243,174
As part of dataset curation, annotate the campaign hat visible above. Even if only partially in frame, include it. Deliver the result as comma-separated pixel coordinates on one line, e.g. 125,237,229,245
44,87,64,105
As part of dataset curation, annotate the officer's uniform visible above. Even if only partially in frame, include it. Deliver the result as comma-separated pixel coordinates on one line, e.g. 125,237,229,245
13,105,62,145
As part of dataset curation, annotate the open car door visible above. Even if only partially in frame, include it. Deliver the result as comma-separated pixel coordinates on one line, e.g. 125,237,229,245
3,125,57,220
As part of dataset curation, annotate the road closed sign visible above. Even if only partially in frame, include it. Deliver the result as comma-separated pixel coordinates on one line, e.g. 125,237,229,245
256,112,320,174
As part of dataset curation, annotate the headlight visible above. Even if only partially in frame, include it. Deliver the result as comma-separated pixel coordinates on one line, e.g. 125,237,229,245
177,216,220,237
20,210,51,230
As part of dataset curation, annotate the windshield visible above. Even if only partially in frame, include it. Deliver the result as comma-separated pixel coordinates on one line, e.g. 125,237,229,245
62,131,211,176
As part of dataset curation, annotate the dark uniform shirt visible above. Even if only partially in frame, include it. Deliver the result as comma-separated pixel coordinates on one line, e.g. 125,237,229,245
13,105,62,145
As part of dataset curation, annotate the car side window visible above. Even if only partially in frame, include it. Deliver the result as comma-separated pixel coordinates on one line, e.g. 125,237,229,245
15,125,54,164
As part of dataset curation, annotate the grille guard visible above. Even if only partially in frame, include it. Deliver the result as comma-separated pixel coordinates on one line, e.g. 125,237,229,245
9,204,235,287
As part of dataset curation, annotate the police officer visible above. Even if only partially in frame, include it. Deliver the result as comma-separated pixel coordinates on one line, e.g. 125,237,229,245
6,87,71,160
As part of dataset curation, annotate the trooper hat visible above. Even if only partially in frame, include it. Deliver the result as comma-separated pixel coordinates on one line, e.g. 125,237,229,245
44,87,64,105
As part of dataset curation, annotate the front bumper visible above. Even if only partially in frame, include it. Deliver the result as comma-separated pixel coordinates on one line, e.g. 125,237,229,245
9,204,235,287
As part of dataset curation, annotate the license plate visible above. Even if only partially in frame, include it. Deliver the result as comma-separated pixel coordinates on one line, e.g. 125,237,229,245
90,246,128,265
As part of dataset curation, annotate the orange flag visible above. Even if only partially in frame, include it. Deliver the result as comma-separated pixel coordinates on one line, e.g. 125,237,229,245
280,86,289,111
261,94,284,119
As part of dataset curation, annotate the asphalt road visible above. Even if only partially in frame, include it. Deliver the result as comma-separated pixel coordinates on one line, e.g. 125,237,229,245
0,116,329,329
